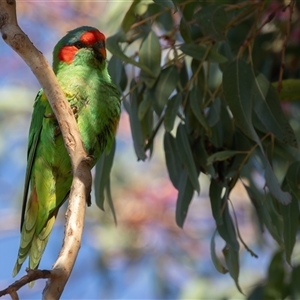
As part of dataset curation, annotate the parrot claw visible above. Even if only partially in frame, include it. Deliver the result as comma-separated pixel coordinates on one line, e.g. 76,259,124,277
54,126,61,137
44,112,56,119
71,105,78,119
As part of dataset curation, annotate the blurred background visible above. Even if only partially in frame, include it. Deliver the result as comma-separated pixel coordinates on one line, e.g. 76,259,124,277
0,1,288,299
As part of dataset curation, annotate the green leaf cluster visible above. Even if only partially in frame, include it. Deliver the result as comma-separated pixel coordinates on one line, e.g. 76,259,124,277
96,0,300,294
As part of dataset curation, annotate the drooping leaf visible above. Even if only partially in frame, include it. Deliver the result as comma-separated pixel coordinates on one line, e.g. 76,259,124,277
280,162,300,264
153,66,179,115
264,157,291,205
207,150,245,166
121,0,142,32
265,196,285,247
125,81,147,160
189,86,211,134
179,60,189,90
176,123,200,193
107,32,156,77
207,97,221,127
95,139,116,222
175,169,194,228
164,93,182,132
223,245,243,294
181,1,198,21
209,179,224,225
140,104,153,143
139,30,162,88
290,265,300,299
246,185,284,247
192,138,216,178
164,132,182,189
280,192,298,265
138,90,152,121
191,59,206,94
223,59,261,146
252,73,297,147
108,55,127,92
179,17,192,43
104,177,117,225
262,251,285,299
147,3,174,31
217,201,240,252
180,44,228,63
210,230,228,274
194,4,229,41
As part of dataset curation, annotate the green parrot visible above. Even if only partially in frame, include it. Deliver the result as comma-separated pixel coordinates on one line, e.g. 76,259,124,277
13,26,121,276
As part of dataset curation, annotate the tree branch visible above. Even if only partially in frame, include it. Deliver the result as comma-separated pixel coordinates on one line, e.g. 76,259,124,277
0,269,51,299
0,0,91,299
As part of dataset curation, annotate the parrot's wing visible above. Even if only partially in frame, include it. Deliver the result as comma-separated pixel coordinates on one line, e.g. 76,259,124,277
20,90,46,231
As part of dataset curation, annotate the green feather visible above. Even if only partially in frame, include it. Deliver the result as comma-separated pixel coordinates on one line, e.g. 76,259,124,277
13,26,121,277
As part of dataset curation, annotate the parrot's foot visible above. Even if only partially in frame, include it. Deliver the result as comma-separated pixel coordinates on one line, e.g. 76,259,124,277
71,105,78,119
54,126,61,137
44,112,56,119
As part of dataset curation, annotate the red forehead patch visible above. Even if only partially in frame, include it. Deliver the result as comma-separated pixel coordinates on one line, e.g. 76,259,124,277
80,30,105,46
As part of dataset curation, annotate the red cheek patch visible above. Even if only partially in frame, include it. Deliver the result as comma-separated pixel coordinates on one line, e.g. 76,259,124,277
58,45,77,64
80,30,105,46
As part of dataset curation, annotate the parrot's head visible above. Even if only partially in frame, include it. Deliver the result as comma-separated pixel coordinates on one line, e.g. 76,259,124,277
53,26,107,73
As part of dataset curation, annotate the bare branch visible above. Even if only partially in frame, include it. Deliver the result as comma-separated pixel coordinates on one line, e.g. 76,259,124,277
0,0,91,298
0,269,51,299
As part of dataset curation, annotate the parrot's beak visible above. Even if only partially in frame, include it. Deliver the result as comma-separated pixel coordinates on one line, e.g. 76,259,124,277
93,40,106,61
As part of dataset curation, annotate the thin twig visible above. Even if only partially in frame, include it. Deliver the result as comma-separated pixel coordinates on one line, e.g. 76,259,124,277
0,269,51,299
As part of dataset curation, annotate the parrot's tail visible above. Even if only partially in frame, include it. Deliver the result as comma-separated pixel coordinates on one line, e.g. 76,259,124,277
12,194,57,277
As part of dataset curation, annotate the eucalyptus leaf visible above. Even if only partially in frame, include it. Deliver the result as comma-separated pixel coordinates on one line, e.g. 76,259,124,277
164,132,182,189
139,30,161,88
280,162,300,264
164,93,182,132
176,124,200,193
223,59,261,146
207,97,221,127
210,230,228,274
252,73,297,147
223,245,243,294
189,86,211,134
95,139,117,223
290,266,300,299
108,55,127,92
107,32,156,77
217,201,240,252
179,17,192,43
207,150,245,166
121,0,142,32
209,180,224,225
194,4,229,41
264,158,291,205
180,44,228,63
175,169,194,228
153,66,179,115
262,251,285,299
127,81,147,160
138,91,152,121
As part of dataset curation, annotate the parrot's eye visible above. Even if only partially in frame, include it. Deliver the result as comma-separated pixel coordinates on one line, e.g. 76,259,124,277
74,41,85,49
